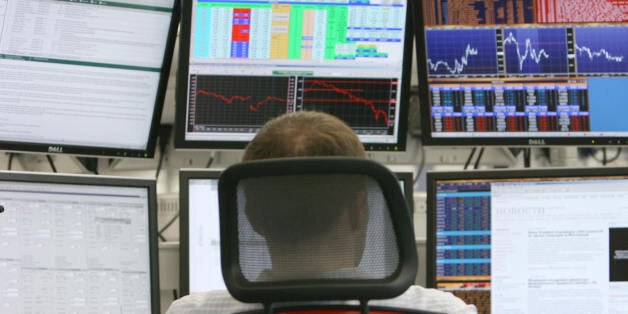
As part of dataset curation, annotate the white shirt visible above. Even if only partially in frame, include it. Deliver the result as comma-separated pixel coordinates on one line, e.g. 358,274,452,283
166,285,477,314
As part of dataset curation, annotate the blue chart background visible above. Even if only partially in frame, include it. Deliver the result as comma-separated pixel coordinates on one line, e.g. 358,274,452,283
425,28,498,76
503,27,568,75
575,26,628,74
589,77,628,132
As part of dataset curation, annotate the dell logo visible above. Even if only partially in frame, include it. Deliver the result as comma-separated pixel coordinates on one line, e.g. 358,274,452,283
528,139,546,145
48,146,63,153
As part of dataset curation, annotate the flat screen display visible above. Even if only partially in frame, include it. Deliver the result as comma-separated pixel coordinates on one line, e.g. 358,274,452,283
0,0,180,157
179,169,223,295
175,0,413,151
414,0,628,146
0,170,159,313
179,168,414,296
426,167,628,313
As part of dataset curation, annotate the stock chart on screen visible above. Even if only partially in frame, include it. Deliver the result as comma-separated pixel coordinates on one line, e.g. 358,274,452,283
177,0,413,150
416,0,628,146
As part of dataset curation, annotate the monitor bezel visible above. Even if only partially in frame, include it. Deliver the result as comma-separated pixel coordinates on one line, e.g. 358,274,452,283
412,3,628,147
174,0,414,151
0,170,160,313
425,166,628,288
0,1,181,158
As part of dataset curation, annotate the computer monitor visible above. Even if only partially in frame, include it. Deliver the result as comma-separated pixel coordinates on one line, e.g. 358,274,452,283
0,170,159,313
179,168,415,296
426,167,628,314
175,0,413,151
414,1,628,146
179,169,223,295
0,0,180,158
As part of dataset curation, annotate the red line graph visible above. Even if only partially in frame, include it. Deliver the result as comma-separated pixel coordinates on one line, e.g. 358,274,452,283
196,90,286,112
250,96,286,112
190,75,290,127
196,90,250,103
303,79,391,124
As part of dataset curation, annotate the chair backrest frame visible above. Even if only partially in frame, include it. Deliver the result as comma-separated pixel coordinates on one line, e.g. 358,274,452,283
219,157,418,304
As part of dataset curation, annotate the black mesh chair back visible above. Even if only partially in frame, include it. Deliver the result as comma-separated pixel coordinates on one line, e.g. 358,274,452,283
218,157,418,311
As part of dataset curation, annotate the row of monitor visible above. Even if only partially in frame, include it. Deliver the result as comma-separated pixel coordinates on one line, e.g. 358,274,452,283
0,167,412,313
1,0,627,158
4,167,628,313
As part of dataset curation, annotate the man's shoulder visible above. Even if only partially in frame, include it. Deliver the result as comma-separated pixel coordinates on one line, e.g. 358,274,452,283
166,286,477,314
372,285,478,314
166,290,259,314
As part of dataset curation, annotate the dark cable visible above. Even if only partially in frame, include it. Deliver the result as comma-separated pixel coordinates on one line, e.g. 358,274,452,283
76,157,99,175
589,148,622,165
155,124,172,179
205,156,215,168
523,148,531,168
157,213,179,242
473,147,485,169
155,149,166,179
540,148,552,165
588,149,604,163
359,300,369,314
464,147,477,170
606,148,623,163
8,153,14,170
413,141,426,186
46,155,57,173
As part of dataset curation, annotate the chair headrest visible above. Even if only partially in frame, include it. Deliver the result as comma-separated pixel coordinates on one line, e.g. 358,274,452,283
219,157,417,304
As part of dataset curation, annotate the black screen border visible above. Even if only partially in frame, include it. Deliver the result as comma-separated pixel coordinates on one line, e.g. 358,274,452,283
174,0,414,151
0,170,160,313
411,3,628,147
0,1,181,158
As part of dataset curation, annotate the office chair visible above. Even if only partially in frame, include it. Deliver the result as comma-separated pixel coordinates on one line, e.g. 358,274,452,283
218,157,441,314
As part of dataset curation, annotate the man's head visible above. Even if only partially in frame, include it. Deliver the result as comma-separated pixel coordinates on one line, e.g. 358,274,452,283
242,111,366,161
241,111,369,278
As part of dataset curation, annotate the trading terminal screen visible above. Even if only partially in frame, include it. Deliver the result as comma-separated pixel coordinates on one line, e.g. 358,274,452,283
0,171,158,313
0,0,179,157
179,169,415,295
426,168,628,314
415,0,628,146
175,0,413,151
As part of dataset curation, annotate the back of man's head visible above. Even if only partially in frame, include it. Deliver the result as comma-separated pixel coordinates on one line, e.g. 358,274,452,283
240,111,369,276
242,111,366,161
